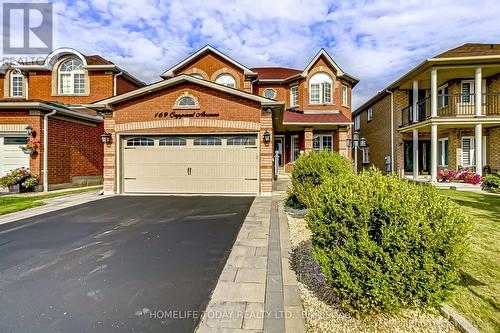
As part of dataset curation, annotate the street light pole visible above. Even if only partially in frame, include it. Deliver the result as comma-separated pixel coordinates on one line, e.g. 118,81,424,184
346,130,367,173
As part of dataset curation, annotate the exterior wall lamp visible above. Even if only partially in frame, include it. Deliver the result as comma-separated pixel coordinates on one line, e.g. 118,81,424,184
100,132,112,144
25,125,33,136
263,131,271,144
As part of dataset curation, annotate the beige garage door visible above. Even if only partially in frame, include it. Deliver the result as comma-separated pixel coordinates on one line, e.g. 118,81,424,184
122,135,259,194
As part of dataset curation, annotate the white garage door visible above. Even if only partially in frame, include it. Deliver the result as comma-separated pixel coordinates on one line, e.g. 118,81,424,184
122,135,259,194
0,135,30,176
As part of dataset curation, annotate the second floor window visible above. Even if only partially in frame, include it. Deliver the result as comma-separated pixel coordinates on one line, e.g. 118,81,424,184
342,84,348,106
309,72,332,105
354,115,360,131
10,69,23,97
215,74,236,88
290,85,299,106
438,84,449,107
59,59,85,95
367,108,373,122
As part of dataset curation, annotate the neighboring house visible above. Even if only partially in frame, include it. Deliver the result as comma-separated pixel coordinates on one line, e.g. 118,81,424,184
353,43,500,181
89,45,358,195
0,48,144,191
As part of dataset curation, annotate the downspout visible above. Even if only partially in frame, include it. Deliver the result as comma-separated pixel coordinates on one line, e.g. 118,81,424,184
386,90,394,173
113,71,123,96
43,110,57,192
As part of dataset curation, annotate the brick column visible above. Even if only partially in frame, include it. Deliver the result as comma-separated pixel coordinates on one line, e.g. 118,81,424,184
336,129,348,157
259,109,273,195
103,112,116,194
304,127,313,153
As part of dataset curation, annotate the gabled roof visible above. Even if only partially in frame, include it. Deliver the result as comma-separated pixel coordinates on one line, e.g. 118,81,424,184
302,49,359,84
161,45,257,78
91,74,283,108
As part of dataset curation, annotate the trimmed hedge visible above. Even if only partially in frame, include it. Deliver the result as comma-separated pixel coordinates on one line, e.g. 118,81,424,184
307,169,472,315
290,151,353,207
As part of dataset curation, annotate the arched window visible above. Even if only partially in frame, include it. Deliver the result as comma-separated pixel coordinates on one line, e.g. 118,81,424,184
215,74,236,88
59,58,85,94
177,96,197,107
10,69,23,97
190,73,204,79
309,72,333,104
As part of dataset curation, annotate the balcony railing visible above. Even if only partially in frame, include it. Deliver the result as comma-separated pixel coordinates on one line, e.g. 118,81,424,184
401,93,500,127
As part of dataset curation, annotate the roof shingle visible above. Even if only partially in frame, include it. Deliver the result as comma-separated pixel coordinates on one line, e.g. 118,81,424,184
434,43,500,58
251,67,302,80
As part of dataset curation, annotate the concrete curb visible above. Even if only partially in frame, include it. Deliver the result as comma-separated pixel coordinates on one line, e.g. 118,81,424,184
277,200,306,333
439,304,480,333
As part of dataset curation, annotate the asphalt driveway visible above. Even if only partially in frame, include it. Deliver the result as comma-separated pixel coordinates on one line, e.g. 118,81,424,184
0,196,254,333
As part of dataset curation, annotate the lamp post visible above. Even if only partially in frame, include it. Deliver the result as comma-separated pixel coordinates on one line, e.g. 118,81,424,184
346,131,367,172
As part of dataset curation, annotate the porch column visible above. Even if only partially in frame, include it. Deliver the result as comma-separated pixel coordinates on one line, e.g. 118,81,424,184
475,67,482,116
431,124,438,182
412,80,418,122
475,123,483,176
430,69,438,117
412,129,419,180
304,127,313,153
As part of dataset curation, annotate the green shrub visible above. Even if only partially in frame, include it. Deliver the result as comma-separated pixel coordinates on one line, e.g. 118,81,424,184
482,172,500,192
307,168,472,315
285,189,306,209
291,151,353,207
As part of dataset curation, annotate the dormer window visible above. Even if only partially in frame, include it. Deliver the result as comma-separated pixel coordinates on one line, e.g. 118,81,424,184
309,72,332,105
59,58,85,95
215,74,236,88
10,69,23,97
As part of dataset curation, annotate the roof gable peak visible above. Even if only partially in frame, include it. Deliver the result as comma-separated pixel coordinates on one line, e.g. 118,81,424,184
161,45,257,78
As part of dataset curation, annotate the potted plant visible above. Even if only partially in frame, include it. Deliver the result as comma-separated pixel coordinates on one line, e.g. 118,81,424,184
0,168,38,192
19,140,39,155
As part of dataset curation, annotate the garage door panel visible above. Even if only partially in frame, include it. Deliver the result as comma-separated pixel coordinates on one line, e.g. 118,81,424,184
122,135,259,194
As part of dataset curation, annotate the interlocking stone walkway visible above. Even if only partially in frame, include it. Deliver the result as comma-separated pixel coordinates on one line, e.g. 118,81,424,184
197,178,306,333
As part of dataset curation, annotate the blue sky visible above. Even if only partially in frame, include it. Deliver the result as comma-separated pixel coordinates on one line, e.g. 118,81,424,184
6,0,500,108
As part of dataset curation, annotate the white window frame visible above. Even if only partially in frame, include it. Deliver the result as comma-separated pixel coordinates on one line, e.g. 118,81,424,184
58,59,86,95
354,115,360,131
342,84,348,107
367,108,373,122
215,74,236,88
291,135,299,162
263,88,276,99
309,72,333,105
290,85,299,107
313,135,333,152
461,79,486,104
461,136,474,167
438,138,448,167
362,146,370,164
438,84,449,108
10,69,24,97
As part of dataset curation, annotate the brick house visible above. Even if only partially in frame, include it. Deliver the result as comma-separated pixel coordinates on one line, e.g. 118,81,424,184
0,48,144,191
89,45,358,195
353,44,500,181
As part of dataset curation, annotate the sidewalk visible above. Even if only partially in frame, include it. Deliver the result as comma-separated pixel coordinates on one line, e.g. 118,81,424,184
0,189,106,226
196,178,305,333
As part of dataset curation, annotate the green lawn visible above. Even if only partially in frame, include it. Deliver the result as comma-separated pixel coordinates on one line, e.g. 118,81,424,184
0,186,102,216
440,190,500,333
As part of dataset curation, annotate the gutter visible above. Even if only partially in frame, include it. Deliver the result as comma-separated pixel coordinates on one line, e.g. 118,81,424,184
386,90,395,173
43,110,57,192
113,71,123,96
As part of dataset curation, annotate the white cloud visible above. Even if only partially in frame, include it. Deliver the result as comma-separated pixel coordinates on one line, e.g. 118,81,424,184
3,0,498,108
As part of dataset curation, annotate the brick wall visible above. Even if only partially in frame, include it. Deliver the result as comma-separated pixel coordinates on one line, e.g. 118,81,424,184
47,117,103,184
116,76,142,95
488,126,500,171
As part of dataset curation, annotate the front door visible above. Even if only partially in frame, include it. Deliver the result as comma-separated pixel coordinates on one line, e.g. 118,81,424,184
274,137,284,166
404,140,431,174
